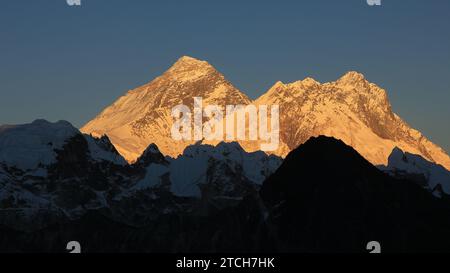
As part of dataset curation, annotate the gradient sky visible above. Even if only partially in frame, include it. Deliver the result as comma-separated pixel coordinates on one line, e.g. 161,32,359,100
0,0,449,151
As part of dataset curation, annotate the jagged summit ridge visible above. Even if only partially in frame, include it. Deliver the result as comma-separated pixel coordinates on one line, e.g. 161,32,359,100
256,70,450,170
337,71,366,83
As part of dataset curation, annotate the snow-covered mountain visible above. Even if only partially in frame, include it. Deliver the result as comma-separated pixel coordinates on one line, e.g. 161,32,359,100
81,56,252,162
380,147,450,198
81,56,450,171
255,71,450,170
165,141,281,199
0,120,128,229
0,120,280,230
0,119,126,170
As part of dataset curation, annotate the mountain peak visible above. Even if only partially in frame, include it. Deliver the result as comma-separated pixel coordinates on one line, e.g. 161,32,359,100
385,146,450,195
164,56,220,83
170,56,211,70
261,135,385,208
31,119,73,128
302,77,320,85
391,147,406,157
272,81,285,88
134,143,167,167
0,120,79,170
337,71,366,84
177,55,205,63
288,77,321,89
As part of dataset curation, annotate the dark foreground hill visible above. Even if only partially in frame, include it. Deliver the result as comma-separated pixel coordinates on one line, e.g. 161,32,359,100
261,136,450,252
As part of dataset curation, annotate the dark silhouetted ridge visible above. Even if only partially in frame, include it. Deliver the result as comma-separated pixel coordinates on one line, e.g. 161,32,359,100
260,136,450,252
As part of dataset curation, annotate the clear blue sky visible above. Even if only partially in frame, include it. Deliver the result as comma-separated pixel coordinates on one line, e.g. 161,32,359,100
0,0,449,151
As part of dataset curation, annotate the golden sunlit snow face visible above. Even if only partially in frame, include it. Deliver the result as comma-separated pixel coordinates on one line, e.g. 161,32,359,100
170,97,280,152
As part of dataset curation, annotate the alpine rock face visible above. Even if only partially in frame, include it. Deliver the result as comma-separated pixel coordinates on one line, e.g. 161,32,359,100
0,120,128,230
255,72,450,170
81,56,450,171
